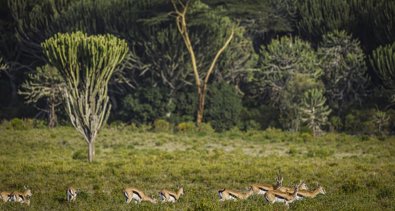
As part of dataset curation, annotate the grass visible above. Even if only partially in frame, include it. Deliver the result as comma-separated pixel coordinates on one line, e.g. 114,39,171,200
0,126,394,210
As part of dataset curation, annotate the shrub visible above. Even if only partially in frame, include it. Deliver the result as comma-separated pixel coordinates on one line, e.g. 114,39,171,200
318,30,369,113
153,119,171,133
253,36,323,131
1,118,48,130
198,122,215,134
329,116,343,131
10,118,27,130
204,82,243,132
117,86,175,124
176,121,196,133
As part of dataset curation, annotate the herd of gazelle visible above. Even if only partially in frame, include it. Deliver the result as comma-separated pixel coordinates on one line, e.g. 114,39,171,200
0,176,325,207
0,186,32,206
219,176,326,207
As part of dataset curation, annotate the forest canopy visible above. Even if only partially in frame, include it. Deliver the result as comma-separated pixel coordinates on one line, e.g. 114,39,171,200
0,0,394,135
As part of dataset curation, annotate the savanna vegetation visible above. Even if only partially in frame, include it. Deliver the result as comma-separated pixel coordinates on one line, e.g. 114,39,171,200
0,0,394,209
0,123,394,210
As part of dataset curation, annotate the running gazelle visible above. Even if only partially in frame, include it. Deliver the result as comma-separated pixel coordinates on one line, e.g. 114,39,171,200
123,187,157,204
159,187,184,203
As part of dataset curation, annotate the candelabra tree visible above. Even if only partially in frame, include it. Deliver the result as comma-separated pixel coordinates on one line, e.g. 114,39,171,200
42,32,128,162
300,88,331,137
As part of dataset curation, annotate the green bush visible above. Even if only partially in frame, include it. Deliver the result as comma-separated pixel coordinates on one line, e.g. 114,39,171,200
176,121,196,133
153,119,171,133
0,118,48,130
118,86,175,124
199,122,215,134
204,82,243,132
253,36,323,131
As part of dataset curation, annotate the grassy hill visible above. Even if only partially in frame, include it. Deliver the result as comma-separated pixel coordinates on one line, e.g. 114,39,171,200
0,126,394,210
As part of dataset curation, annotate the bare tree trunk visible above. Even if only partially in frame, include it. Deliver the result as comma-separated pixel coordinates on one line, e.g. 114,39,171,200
171,0,234,128
88,141,94,162
48,101,57,128
197,84,207,128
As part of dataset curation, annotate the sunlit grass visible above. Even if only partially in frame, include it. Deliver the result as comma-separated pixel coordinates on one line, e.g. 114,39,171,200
0,127,394,210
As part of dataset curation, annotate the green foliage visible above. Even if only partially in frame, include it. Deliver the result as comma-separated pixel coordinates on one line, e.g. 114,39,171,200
0,127,395,210
153,119,172,133
0,118,46,130
370,42,395,104
296,0,355,41
300,89,331,136
204,82,243,131
329,116,343,132
372,109,390,135
296,0,395,50
18,65,65,127
176,121,196,133
205,0,297,34
253,36,322,130
318,30,369,113
42,31,128,162
344,109,391,135
118,86,174,125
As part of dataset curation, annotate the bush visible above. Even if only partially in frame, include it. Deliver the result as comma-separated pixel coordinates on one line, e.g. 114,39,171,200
1,118,45,130
204,82,243,132
198,122,215,134
176,121,196,133
153,119,171,133
253,36,323,131
117,86,175,124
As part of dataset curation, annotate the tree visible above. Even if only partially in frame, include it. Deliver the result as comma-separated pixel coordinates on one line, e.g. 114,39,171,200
318,30,369,114
253,36,322,130
370,42,395,105
42,32,128,162
300,88,331,137
170,0,236,128
18,65,65,128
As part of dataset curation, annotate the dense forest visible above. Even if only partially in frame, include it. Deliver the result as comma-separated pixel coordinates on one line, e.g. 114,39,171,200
0,0,394,135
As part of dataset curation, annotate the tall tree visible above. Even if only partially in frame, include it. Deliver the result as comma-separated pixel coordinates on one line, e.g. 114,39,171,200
253,36,322,130
170,0,235,127
18,65,65,127
42,32,128,162
370,42,395,105
318,30,369,114
300,88,331,136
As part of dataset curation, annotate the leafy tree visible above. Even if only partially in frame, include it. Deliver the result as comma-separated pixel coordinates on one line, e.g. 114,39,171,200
118,86,175,124
318,30,369,114
295,0,355,42
370,42,395,105
253,36,322,130
295,0,395,51
170,0,236,127
205,82,243,131
42,32,128,162
300,88,331,136
372,109,390,135
18,65,65,128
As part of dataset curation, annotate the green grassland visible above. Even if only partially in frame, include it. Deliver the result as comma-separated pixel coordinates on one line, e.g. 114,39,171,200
0,126,394,210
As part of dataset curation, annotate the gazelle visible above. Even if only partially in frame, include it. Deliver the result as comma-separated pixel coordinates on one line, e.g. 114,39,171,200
159,187,184,203
0,191,13,202
264,182,301,208
293,185,326,200
123,187,157,204
249,175,283,195
66,187,79,202
277,181,309,193
218,188,254,201
10,188,32,206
